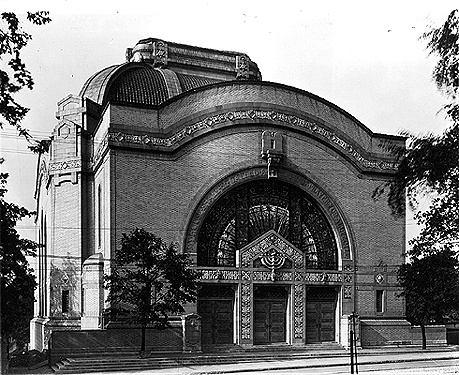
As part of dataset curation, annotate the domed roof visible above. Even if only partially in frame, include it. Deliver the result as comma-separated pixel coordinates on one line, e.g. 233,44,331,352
107,65,168,105
78,38,262,108
79,63,223,107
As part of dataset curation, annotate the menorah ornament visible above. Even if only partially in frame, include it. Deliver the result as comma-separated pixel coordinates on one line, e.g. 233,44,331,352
261,248,286,281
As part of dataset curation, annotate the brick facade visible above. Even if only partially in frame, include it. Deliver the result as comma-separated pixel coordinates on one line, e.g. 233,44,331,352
31,38,445,352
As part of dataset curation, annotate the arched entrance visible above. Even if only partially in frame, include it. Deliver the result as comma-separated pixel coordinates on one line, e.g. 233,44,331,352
189,175,349,347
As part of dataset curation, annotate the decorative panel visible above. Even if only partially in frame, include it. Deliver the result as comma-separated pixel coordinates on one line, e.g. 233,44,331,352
294,284,305,339
241,283,252,340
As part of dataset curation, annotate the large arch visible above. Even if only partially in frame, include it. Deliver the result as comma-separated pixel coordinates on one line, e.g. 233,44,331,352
185,165,353,264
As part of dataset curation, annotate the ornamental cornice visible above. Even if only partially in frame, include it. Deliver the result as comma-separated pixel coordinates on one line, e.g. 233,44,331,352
48,159,84,173
197,268,345,284
105,109,398,172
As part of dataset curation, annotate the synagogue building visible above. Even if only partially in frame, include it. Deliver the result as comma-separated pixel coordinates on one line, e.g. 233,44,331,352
31,38,443,353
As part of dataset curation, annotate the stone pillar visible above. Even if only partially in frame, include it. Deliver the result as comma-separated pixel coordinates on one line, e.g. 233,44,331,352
81,253,104,329
182,314,201,353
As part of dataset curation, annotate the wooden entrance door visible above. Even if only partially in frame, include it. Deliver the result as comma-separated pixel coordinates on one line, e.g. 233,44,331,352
306,287,337,343
254,286,287,344
198,285,234,346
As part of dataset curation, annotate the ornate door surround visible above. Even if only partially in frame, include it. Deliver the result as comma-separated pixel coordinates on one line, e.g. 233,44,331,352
238,230,343,345
189,168,356,346
198,230,351,346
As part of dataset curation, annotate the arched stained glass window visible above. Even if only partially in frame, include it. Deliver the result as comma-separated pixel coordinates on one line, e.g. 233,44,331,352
197,179,338,269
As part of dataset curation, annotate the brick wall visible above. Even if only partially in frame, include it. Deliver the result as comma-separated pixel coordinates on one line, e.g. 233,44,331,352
360,320,447,347
108,125,404,319
112,130,260,247
110,128,403,255
50,180,82,317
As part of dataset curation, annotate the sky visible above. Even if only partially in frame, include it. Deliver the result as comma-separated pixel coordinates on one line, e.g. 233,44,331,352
1,1,457,244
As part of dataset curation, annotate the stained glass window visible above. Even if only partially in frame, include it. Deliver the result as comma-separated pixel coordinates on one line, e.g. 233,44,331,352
197,179,338,269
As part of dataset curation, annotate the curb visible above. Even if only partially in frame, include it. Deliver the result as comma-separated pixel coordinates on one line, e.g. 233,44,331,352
191,354,459,375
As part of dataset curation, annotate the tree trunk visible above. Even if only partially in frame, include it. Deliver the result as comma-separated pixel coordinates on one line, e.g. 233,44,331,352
420,323,427,350
140,324,146,356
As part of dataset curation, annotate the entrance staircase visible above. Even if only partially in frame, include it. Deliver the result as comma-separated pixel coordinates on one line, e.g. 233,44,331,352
52,343,346,373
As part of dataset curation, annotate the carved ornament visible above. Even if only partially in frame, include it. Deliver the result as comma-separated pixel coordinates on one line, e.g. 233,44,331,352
197,269,344,284
240,230,304,269
344,285,353,299
48,159,82,172
294,284,305,338
106,109,399,171
236,54,250,79
241,283,251,340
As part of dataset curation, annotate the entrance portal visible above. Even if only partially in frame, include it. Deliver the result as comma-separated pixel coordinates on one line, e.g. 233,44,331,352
306,287,337,343
198,285,234,346
254,286,288,344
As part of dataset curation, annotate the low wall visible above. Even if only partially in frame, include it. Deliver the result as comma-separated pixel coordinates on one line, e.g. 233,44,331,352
360,319,447,347
49,314,202,365
50,326,182,365
446,323,459,345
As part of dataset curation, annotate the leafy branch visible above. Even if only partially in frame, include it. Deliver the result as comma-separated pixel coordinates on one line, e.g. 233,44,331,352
0,11,51,152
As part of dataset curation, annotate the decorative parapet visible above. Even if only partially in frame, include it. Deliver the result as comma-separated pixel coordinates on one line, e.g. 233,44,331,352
128,39,168,67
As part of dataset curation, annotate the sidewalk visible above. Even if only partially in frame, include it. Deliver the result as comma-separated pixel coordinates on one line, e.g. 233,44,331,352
8,346,459,375
138,347,459,375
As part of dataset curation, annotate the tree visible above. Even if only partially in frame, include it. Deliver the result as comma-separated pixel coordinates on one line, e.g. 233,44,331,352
379,8,459,349
0,170,38,353
397,249,459,349
104,228,199,355
0,11,51,152
375,10,459,258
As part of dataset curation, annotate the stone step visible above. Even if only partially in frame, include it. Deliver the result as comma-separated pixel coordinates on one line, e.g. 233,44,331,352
244,342,344,352
52,344,347,373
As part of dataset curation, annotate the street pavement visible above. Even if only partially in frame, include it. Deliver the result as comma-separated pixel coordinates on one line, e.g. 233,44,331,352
7,346,459,375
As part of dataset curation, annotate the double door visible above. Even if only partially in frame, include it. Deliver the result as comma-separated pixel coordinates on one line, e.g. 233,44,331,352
198,285,234,346
254,286,287,344
306,287,337,343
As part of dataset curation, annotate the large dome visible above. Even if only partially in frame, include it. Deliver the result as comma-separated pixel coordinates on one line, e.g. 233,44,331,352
79,63,223,107
78,38,262,108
